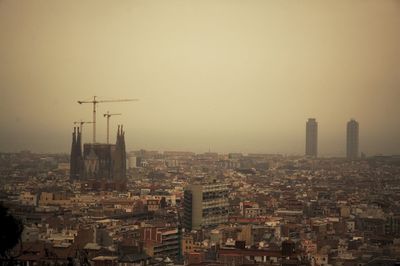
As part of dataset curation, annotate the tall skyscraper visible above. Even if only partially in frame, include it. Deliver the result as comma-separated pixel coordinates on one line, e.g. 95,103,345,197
305,118,318,157
347,119,359,160
183,180,229,230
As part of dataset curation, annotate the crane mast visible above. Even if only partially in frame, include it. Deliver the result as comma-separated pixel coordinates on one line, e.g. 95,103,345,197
103,111,122,144
77,96,138,143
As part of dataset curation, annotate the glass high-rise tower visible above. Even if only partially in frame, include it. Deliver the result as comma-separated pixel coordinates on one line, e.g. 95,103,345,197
346,119,359,160
305,118,318,157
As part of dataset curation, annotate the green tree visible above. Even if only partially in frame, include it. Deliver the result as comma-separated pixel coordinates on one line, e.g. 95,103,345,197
0,203,23,259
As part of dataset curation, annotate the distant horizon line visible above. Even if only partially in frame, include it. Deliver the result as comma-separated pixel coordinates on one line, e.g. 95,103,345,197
1,148,398,158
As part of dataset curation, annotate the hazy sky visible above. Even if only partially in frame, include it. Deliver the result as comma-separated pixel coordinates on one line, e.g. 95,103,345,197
1,0,399,156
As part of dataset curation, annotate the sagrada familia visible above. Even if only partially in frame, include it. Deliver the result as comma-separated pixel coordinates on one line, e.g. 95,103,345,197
70,125,126,180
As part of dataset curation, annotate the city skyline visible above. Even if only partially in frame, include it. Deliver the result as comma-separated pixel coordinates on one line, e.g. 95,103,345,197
0,114,377,157
1,1,400,264
1,0,399,156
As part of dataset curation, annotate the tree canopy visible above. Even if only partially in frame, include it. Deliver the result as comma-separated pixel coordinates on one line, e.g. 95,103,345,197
0,203,23,258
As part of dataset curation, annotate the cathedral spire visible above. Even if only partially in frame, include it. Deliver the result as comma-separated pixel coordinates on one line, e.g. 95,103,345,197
76,127,82,157
116,125,120,145
114,124,126,179
70,127,77,179
72,127,76,145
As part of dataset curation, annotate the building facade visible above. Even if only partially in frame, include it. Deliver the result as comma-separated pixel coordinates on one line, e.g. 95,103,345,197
305,118,318,157
183,180,229,231
346,119,359,160
70,125,126,180
142,227,180,258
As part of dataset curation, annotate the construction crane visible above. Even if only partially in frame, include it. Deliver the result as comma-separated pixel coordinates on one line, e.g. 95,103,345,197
73,120,93,137
77,96,138,143
103,111,122,144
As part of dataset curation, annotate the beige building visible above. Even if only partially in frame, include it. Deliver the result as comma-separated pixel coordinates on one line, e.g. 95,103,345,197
183,181,229,230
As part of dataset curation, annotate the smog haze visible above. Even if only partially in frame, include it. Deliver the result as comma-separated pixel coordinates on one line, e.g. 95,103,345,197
1,0,399,156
